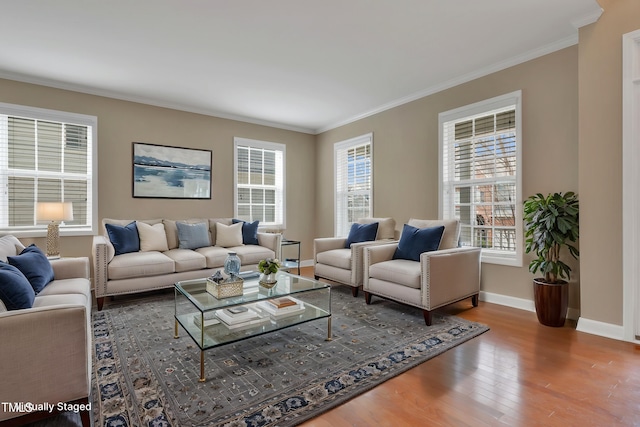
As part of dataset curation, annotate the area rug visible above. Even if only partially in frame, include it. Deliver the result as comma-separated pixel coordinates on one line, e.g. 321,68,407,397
91,286,488,427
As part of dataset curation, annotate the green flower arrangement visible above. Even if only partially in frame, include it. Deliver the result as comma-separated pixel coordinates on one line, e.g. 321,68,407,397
258,258,281,274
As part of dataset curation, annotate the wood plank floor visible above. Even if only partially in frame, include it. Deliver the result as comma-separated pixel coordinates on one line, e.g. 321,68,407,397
299,267,640,427
26,267,640,427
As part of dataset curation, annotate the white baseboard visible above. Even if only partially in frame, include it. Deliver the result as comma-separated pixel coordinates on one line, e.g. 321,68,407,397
480,291,627,340
576,317,625,341
300,259,313,268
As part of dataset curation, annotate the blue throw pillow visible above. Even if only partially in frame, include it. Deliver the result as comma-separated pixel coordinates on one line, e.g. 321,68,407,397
232,219,259,245
7,244,55,294
345,222,379,248
106,221,140,255
176,221,211,249
393,224,445,261
0,262,35,310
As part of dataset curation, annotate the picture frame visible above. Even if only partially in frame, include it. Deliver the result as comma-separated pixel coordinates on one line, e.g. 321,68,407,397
132,142,212,199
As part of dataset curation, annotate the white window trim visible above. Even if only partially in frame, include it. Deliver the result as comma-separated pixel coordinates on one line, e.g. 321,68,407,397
438,91,523,266
334,133,374,237
0,101,98,237
233,137,286,229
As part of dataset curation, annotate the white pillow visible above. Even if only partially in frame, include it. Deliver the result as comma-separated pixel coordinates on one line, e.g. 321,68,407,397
137,222,169,252
215,222,243,247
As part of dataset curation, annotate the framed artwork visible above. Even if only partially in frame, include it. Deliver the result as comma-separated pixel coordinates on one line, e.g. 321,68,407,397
132,142,212,199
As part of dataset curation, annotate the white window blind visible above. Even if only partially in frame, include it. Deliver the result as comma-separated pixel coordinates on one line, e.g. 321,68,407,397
335,133,373,237
440,92,522,266
0,102,97,236
234,137,285,227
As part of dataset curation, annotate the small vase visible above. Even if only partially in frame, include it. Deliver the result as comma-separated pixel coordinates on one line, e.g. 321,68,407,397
259,272,278,288
224,252,241,278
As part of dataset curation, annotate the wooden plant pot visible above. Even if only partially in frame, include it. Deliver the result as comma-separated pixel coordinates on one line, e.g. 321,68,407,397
533,278,569,327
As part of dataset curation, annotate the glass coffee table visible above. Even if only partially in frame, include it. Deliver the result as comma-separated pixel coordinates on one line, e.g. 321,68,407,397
174,271,331,382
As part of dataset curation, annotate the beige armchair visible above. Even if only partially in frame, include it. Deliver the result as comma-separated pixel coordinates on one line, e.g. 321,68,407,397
314,218,396,297
363,219,481,325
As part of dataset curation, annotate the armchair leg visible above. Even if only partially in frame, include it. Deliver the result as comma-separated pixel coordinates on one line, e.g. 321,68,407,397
314,275,320,280
351,286,359,297
423,310,433,326
472,294,479,307
364,291,372,305
97,297,105,311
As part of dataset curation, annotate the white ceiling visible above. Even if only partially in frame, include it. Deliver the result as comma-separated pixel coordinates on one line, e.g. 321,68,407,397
1,0,602,134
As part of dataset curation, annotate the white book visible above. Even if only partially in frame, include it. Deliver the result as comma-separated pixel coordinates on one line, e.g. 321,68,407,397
221,315,270,330
215,307,260,325
266,305,306,319
193,316,220,328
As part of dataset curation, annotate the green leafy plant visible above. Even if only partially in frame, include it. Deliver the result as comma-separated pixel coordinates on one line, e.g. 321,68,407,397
523,192,579,283
258,258,281,274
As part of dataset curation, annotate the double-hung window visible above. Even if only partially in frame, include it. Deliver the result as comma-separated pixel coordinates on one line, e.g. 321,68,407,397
0,102,97,236
334,133,373,237
439,91,522,266
234,137,285,228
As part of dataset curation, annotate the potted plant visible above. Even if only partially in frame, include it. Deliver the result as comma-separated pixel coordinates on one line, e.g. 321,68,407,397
258,258,281,288
523,192,579,327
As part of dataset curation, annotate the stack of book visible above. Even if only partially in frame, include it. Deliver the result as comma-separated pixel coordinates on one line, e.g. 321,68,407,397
193,311,220,328
257,297,305,319
215,305,268,330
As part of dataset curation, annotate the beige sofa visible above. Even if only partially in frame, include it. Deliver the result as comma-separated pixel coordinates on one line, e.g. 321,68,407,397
363,219,481,325
0,235,92,426
92,218,281,310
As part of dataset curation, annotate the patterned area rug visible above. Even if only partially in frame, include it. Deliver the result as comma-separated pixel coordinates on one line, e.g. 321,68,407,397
92,286,488,427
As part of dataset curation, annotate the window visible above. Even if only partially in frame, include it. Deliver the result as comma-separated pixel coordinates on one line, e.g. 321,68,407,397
334,133,373,237
439,91,522,266
234,137,285,228
0,102,97,236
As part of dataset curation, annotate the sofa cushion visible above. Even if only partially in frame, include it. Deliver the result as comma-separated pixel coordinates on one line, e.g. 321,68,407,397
407,219,460,250
0,262,35,310
8,244,55,294
369,259,421,289
233,244,275,266
393,224,445,262
163,249,207,272
196,246,231,269
176,221,211,250
106,221,140,255
232,219,260,245
216,222,243,247
32,293,87,309
0,235,25,262
316,248,352,270
357,217,396,240
107,251,175,280
38,278,91,300
345,222,379,248
137,222,169,252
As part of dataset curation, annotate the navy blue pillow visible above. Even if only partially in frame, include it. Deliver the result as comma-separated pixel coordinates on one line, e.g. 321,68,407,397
393,224,445,261
345,222,379,248
0,262,35,310
232,219,259,245
7,244,55,294
106,221,140,255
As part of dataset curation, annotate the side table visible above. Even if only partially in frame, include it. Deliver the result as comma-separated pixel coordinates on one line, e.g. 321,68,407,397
281,239,301,275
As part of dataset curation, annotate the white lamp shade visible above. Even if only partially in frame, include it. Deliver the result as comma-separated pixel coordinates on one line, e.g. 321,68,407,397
37,202,74,222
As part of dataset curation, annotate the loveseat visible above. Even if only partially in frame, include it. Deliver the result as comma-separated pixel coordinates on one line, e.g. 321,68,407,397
0,235,92,426
92,218,281,310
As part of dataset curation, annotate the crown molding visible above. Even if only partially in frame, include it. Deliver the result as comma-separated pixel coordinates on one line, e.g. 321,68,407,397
315,34,579,134
571,6,603,29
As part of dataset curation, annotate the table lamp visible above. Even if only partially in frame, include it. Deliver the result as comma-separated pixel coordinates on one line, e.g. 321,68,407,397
37,201,73,258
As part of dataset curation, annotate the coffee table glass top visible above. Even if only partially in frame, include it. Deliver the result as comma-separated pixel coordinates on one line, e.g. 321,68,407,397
174,271,331,353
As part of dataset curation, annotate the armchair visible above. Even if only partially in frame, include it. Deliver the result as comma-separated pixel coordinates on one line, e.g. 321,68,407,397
363,219,481,325
314,218,396,297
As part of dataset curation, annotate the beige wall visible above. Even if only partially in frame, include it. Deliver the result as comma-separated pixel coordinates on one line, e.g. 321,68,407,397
0,79,317,260
578,0,640,326
316,46,580,306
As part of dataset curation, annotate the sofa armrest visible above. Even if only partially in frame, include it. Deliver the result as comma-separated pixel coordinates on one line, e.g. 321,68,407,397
314,237,348,261
350,239,398,286
363,242,399,266
257,232,282,260
0,305,90,418
92,235,110,298
420,247,481,309
50,257,89,280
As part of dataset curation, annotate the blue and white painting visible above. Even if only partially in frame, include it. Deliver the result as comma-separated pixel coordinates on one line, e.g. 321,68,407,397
133,142,212,199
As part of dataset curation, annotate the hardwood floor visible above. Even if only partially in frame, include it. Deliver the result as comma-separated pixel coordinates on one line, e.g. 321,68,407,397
299,267,640,427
